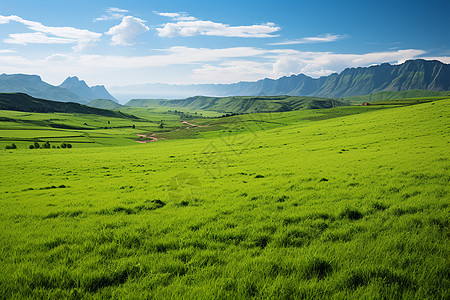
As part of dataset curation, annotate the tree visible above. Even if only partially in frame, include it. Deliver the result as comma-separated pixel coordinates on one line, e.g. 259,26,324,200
61,143,67,148
159,120,164,129
67,144,72,148
132,124,135,129
34,142,40,149
5,143,17,150
29,145,35,149
43,141,50,149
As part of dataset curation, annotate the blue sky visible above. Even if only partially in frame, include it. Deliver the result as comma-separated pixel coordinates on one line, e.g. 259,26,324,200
0,0,449,88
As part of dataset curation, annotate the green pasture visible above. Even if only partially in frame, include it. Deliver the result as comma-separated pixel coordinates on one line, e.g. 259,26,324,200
0,108,202,148
0,99,449,299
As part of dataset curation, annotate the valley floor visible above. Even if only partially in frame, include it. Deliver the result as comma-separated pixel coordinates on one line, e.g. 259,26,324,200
0,100,449,299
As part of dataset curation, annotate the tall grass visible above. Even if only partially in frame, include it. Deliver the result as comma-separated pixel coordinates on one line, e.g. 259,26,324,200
0,100,449,298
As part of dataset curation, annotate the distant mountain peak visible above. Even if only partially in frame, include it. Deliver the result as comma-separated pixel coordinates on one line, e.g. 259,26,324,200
61,76,88,86
59,76,117,102
0,73,117,104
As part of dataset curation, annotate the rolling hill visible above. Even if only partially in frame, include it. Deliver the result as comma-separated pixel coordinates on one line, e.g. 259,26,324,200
125,95,348,114
343,90,450,104
0,93,136,119
88,99,124,110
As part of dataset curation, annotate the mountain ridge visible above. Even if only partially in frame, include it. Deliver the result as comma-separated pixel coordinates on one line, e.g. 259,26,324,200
111,59,450,100
0,74,117,104
0,74,87,103
59,76,118,102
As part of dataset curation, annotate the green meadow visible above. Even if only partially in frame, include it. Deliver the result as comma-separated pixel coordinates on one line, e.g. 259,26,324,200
0,98,449,299
0,107,207,148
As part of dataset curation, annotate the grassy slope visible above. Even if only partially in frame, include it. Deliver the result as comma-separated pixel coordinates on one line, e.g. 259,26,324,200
0,107,203,148
0,99,449,298
0,93,134,119
371,96,450,106
344,90,450,104
126,95,348,114
87,99,124,110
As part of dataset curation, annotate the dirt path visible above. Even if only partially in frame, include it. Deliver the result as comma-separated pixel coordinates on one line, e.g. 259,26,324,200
181,121,208,127
136,133,158,143
135,121,208,143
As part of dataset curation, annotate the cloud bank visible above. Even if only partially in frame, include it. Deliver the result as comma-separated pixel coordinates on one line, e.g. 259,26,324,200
95,7,129,21
156,12,280,38
0,14,101,51
0,46,430,86
269,34,345,45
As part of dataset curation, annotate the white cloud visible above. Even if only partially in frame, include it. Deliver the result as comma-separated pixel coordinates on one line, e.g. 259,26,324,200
157,12,181,18
0,14,101,51
419,56,450,64
105,16,149,46
109,8,128,13
191,61,273,83
75,46,269,68
0,49,16,54
5,32,76,45
45,54,75,63
95,7,129,21
155,12,198,21
269,34,345,45
156,14,280,38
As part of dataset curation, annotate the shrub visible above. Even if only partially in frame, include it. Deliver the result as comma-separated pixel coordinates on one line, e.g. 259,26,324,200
29,145,35,149
67,144,72,148
339,207,363,220
34,142,40,149
43,141,51,149
303,257,333,279
61,143,67,148
5,143,17,149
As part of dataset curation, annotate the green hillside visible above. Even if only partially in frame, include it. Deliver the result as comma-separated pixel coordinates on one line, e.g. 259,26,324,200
0,98,449,298
125,99,167,107
344,90,450,104
88,99,124,110
0,107,198,148
0,93,136,119
126,95,348,114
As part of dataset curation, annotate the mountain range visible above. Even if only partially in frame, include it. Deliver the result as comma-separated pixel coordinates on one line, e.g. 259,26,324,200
1,59,448,104
110,59,450,100
0,74,117,104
